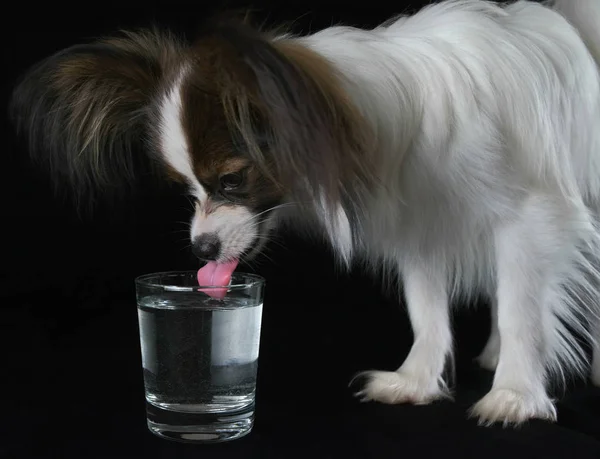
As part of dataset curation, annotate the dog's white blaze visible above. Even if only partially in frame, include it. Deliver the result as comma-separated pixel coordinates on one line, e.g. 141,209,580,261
158,69,207,202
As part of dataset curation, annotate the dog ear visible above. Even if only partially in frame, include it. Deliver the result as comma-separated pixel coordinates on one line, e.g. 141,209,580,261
212,21,376,207
9,28,184,203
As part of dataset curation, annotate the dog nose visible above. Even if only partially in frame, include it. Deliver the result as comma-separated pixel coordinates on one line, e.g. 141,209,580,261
192,233,221,261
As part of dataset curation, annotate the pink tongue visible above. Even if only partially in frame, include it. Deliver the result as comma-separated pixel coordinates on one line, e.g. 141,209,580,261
197,260,239,299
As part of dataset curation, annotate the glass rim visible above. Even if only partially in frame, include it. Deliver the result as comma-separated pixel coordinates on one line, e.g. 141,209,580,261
134,270,265,292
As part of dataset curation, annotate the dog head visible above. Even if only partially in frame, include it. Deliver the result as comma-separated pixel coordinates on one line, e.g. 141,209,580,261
10,18,375,269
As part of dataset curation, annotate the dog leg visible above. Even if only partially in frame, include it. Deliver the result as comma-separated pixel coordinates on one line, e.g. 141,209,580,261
476,299,500,371
355,265,453,404
470,195,565,426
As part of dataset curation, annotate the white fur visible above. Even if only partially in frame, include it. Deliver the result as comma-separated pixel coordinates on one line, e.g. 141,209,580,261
190,203,258,262
317,193,354,266
283,0,600,425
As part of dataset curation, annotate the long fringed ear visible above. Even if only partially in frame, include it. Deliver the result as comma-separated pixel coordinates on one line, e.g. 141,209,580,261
9,28,184,204
213,21,376,208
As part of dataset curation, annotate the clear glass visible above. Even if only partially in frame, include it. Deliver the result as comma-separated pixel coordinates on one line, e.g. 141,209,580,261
135,271,265,443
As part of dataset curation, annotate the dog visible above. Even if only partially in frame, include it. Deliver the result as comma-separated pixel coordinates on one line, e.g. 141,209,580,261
10,0,600,426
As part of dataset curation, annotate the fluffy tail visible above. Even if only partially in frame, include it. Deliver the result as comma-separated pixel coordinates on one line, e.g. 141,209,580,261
553,0,600,65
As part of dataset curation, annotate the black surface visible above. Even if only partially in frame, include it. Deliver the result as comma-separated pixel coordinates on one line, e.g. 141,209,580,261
3,1,600,458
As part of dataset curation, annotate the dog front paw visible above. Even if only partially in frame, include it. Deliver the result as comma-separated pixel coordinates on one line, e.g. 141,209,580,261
352,370,451,405
469,388,557,426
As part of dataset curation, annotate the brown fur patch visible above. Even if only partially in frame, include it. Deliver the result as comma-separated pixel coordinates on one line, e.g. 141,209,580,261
198,20,377,209
178,33,284,212
273,39,376,185
272,39,371,150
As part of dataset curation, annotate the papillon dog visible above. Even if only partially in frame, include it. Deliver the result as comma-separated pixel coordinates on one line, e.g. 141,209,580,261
10,0,600,426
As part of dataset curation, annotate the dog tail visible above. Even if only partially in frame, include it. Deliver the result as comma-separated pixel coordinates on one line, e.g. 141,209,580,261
553,0,600,66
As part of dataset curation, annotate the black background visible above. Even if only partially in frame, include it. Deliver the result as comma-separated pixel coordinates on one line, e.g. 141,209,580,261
3,1,600,458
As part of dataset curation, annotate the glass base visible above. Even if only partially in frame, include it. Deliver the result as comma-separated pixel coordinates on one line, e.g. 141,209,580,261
145,401,254,444
147,393,255,413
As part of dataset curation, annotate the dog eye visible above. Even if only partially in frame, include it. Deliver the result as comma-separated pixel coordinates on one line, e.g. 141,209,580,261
220,172,244,191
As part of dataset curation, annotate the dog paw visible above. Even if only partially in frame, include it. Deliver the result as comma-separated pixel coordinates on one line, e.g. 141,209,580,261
469,388,557,426
352,370,451,405
475,343,500,372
